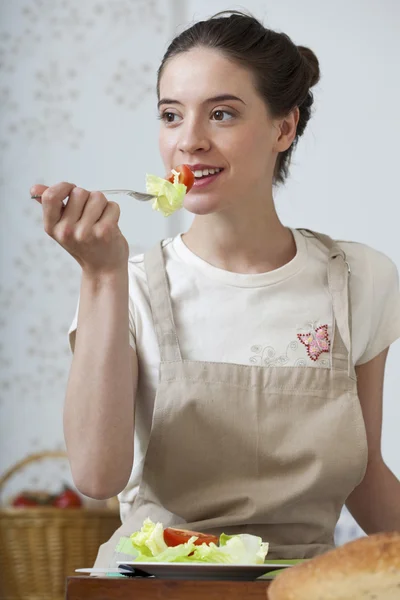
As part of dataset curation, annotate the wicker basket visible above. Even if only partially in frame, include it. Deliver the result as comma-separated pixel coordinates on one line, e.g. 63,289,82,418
0,451,121,600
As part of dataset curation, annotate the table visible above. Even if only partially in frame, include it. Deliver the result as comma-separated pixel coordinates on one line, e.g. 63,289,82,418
66,576,271,599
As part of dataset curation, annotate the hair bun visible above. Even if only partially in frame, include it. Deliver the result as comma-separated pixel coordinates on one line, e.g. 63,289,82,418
298,45,320,88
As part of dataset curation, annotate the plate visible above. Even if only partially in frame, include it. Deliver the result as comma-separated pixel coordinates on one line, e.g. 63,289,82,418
116,560,303,581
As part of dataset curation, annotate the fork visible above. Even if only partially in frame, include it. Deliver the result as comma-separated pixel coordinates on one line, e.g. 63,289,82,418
31,189,156,202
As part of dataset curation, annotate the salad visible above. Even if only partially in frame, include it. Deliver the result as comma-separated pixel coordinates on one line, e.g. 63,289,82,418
116,518,270,565
146,164,194,217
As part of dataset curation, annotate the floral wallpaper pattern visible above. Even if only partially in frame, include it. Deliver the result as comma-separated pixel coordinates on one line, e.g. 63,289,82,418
0,0,179,503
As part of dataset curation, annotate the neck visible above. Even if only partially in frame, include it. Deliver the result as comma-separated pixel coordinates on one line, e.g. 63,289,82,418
182,194,296,274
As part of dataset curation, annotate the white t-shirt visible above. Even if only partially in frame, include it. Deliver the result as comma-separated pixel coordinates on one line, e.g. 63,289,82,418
69,228,400,519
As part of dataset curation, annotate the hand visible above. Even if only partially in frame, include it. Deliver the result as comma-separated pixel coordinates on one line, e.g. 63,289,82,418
30,182,129,276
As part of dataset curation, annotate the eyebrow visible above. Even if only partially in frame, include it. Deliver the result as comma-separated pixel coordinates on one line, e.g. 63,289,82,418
157,94,246,110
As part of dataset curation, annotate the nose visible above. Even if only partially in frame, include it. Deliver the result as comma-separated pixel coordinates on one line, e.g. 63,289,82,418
177,118,211,154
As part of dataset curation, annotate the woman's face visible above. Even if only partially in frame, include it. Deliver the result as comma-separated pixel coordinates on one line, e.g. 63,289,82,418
158,47,288,215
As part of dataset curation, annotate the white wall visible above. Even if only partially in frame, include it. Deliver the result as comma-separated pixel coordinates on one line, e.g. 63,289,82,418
1,0,398,540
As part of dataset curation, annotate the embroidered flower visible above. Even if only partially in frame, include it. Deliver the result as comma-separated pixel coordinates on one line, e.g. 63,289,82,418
297,324,330,362
250,341,298,366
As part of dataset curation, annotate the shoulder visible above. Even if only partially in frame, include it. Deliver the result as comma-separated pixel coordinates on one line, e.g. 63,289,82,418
337,241,399,307
302,230,400,363
339,239,398,281
303,230,398,285
126,237,179,314
128,238,175,280
126,238,176,339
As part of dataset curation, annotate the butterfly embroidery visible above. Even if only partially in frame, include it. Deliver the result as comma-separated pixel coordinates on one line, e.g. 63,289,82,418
297,324,330,362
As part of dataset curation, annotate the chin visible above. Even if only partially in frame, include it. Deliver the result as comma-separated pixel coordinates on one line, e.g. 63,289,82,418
183,194,228,216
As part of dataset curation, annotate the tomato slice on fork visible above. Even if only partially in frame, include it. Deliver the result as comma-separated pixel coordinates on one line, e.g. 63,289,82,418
166,164,195,192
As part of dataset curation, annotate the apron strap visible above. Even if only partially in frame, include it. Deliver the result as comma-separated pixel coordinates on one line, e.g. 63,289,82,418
299,229,355,378
144,242,182,362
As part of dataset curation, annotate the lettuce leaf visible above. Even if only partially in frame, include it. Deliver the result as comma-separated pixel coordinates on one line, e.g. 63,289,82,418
129,518,167,557
134,537,199,563
219,533,269,564
146,170,187,216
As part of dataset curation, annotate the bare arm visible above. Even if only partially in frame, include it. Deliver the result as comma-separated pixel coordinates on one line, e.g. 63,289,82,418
346,348,400,532
64,269,137,499
31,181,138,499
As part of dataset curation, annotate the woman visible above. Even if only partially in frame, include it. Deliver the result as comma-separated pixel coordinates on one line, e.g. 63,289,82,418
30,12,400,566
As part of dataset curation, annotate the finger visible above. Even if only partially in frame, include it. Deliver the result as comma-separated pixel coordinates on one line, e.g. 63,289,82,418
30,184,49,203
61,186,90,225
41,182,76,235
92,201,121,240
74,191,108,240
80,191,108,224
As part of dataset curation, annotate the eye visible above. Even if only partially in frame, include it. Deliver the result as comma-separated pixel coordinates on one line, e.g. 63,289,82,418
160,111,181,124
211,109,234,122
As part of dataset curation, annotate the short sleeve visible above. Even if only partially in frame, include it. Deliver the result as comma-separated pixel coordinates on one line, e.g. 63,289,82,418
67,295,137,353
68,300,79,352
356,248,400,365
128,295,137,351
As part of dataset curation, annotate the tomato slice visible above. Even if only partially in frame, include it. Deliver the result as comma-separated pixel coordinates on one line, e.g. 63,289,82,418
166,164,195,192
164,527,219,547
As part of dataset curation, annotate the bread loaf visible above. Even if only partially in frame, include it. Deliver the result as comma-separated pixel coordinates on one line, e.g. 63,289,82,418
268,532,400,600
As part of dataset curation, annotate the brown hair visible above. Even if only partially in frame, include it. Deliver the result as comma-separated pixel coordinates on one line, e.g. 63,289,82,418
157,11,320,185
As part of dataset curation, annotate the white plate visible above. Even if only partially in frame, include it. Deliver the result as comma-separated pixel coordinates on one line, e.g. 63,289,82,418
116,561,296,581
75,568,134,574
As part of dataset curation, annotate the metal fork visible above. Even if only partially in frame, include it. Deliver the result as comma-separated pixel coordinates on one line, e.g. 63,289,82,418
31,189,156,202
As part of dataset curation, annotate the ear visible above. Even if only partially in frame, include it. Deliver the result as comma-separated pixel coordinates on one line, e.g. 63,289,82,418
273,107,300,152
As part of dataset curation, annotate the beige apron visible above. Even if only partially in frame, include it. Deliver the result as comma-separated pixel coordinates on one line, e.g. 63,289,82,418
94,230,368,568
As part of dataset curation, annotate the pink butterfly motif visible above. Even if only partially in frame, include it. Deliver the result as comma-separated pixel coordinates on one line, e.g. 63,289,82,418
297,324,330,362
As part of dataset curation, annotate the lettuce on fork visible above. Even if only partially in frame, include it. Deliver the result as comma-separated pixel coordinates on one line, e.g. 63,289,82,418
118,518,269,564
146,170,187,217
